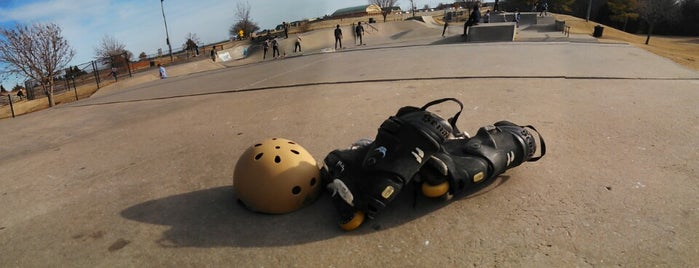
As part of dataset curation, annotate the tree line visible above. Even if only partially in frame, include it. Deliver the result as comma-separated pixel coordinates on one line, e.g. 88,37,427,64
501,0,699,38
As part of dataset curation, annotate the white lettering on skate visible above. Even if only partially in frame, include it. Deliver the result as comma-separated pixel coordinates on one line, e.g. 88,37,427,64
329,179,354,206
506,151,515,167
335,161,345,173
374,146,387,158
412,147,424,163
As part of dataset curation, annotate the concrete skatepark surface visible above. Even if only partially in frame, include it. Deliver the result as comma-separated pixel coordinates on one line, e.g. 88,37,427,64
1,17,698,267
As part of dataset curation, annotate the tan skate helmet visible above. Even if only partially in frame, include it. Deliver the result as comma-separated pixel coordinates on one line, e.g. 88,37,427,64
233,138,321,214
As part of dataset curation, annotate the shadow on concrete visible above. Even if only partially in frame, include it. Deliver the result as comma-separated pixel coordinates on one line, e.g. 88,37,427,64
120,176,510,247
430,35,466,45
121,186,341,247
520,24,557,33
390,30,413,40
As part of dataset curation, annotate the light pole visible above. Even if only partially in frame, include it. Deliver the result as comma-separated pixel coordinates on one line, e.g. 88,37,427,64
586,0,592,22
160,0,174,62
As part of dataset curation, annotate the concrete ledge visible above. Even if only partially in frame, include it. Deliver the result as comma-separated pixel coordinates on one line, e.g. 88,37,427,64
538,16,556,25
467,22,516,42
489,12,538,25
488,12,557,25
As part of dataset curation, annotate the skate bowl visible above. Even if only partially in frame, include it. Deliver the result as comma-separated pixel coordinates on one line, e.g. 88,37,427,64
216,45,250,62
225,20,452,65
467,22,516,42
420,16,443,29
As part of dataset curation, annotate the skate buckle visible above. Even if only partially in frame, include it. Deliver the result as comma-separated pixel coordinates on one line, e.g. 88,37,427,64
381,185,395,199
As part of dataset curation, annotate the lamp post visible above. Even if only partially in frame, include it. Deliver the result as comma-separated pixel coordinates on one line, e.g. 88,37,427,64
160,0,174,62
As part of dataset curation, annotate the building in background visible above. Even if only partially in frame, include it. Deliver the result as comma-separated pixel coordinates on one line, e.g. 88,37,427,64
331,4,383,18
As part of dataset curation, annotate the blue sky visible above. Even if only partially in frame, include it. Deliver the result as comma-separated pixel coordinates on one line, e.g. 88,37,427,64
0,0,443,90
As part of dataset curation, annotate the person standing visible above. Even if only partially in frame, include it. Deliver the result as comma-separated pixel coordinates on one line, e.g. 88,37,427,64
514,9,521,27
110,67,118,81
158,64,167,79
355,21,365,45
283,22,289,39
271,37,280,58
262,38,270,59
211,47,217,61
484,10,491,23
334,24,343,50
294,33,302,53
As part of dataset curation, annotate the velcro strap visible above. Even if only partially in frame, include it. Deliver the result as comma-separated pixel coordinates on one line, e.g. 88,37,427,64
419,98,464,137
522,125,546,162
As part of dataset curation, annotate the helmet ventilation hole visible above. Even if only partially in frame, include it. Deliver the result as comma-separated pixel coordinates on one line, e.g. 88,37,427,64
274,155,281,163
254,153,264,160
275,146,281,149
290,149,299,155
292,186,301,195
310,177,317,186
254,143,262,147
288,141,296,144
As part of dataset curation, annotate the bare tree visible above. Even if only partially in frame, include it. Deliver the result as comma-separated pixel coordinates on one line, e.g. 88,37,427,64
639,0,679,44
95,35,129,60
370,0,399,22
94,35,132,71
0,23,75,107
138,52,148,61
183,32,200,56
230,1,260,40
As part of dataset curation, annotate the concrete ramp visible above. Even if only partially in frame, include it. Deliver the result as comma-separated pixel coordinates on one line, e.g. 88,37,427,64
217,45,250,61
467,22,516,42
421,16,443,29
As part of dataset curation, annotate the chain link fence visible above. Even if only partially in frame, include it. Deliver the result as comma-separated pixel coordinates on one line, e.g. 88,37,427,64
2,40,232,118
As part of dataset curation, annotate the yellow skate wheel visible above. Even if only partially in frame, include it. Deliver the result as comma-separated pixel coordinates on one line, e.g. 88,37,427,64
421,181,449,198
339,211,365,231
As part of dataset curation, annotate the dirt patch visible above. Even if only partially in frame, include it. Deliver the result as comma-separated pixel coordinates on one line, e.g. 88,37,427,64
554,14,699,72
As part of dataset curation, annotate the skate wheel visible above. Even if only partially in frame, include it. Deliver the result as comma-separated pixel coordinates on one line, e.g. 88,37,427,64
421,181,449,198
339,211,365,231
